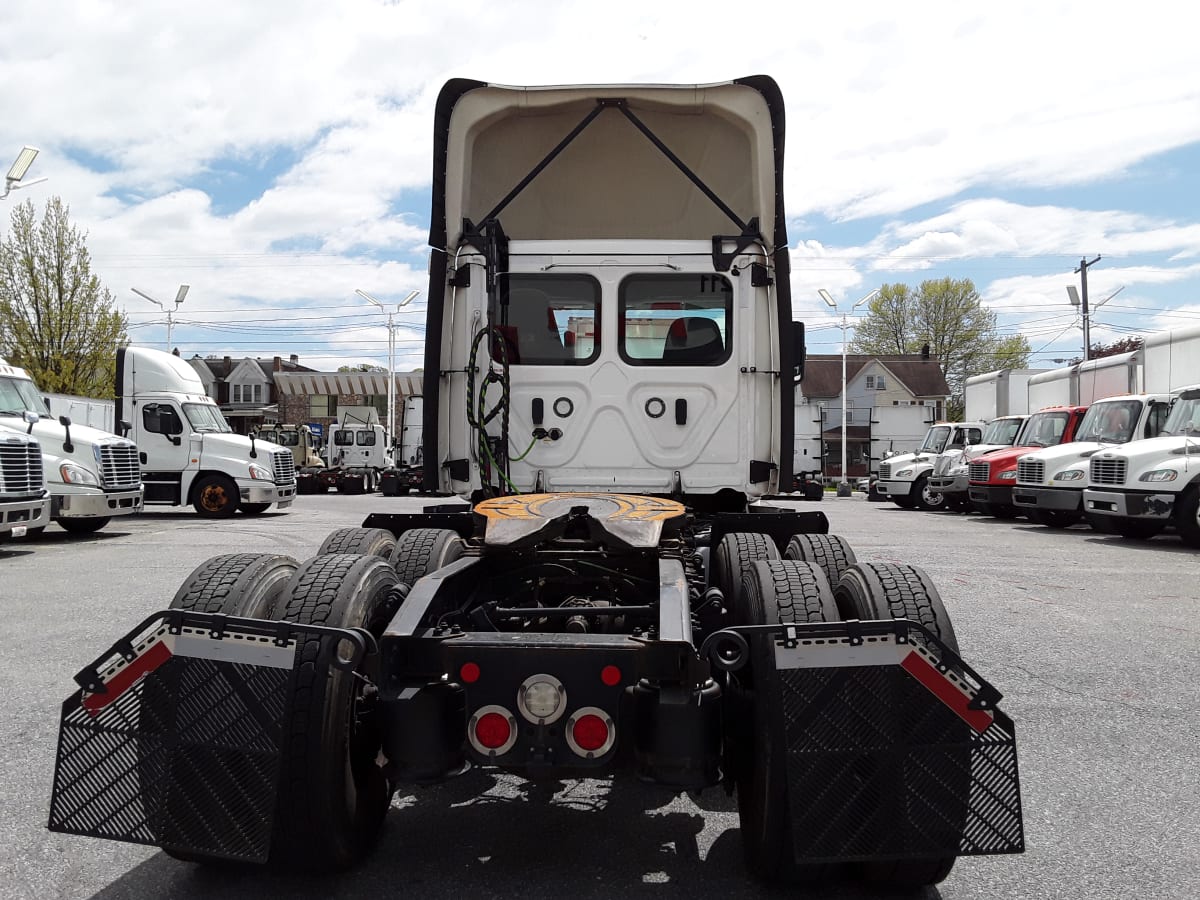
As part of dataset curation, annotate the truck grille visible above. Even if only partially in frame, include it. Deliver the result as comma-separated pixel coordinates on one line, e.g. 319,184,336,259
1090,458,1127,486
98,442,140,490
969,462,990,482
878,463,891,479
0,435,45,496
1017,459,1045,485
271,450,296,485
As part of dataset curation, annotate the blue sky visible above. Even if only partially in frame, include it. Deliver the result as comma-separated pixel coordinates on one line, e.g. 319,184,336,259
2,0,1198,373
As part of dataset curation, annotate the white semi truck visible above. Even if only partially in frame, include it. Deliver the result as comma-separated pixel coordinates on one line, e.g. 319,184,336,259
48,77,1022,888
0,360,142,535
116,346,296,516
1012,351,1171,528
1081,323,1200,544
0,417,49,542
874,420,986,510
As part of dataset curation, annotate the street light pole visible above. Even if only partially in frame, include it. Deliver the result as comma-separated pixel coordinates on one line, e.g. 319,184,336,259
131,284,189,350
819,288,879,494
3,146,47,200
357,289,420,449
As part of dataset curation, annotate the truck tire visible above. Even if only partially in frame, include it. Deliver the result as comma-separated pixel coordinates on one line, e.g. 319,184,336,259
1176,486,1200,548
318,526,397,559
1084,512,1118,534
1026,508,1081,528
832,562,960,888
710,533,780,618
240,503,271,516
803,481,824,501
192,474,239,517
1111,519,1165,540
913,475,947,511
731,560,838,885
783,534,856,592
171,552,301,619
977,501,1019,519
389,527,465,585
58,517,111,535
145,553,300,863
268,554,398,871
892,494,915,509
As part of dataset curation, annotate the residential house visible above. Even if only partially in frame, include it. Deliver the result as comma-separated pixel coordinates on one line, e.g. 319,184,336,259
188,354,317,435
799,354,950,478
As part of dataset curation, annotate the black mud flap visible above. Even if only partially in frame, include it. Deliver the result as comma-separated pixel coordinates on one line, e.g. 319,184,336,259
777,623,1023,862
705,621,1024,864
47,610,370,864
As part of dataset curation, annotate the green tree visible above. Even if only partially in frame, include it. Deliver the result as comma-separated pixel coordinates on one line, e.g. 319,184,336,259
850,277,1031,419
0,197,127,397
337,363,387,372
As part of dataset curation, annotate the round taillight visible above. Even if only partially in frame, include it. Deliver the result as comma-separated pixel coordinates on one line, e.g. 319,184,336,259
476,712,510,749
460,662,480,684
565,706,616,758
468,704,517,756
600,665,621,686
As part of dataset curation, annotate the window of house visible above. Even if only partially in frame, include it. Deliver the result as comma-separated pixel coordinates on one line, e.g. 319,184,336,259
309,395,338,417
232,384,241,403
876,375,887,390
252,383,262,403
865,375,875,389
619,274,732,366
366,395,388,419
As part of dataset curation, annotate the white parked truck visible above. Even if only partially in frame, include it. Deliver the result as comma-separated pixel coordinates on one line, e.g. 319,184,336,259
963,368,1047,421
48,76,1024,889
324,407,390,493
874,421,986,510
1081,322,1200,544
117,346,296,516
0,415,49,542
0,360,142,535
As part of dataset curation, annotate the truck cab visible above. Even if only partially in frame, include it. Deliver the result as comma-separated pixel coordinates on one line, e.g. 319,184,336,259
0,413,50,542
0,359,141,535
1013,393,1171,527
967,405,1088,518
257,424,324,469
875,421,985,510
117,347,296,516
1082,385,1200,544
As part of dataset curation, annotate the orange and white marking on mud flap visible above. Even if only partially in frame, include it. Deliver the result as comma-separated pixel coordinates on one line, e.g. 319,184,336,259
81,624,295,714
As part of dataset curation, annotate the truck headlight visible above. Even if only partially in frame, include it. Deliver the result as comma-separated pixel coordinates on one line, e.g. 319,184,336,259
1052,469,1085,482
998,470,1017,480
248,463,273,480
59,463,100,486
895,468,913,478
1139,469,1178,483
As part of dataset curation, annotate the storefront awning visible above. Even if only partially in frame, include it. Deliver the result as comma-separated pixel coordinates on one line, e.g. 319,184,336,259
273,371,424,397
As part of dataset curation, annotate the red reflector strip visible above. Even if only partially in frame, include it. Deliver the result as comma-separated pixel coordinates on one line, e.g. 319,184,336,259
900,649,994,734
81,639,172,714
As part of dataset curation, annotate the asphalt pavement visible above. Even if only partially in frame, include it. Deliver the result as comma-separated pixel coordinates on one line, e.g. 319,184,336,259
1,492,1195,900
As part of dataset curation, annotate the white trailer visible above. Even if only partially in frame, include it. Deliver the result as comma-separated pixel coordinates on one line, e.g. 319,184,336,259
397,395,423,468
869,404,934,462
1083,322,1200,544
964,369,1046,421
1027,365,1078,410
1076,351,1142,405
44,392,118,433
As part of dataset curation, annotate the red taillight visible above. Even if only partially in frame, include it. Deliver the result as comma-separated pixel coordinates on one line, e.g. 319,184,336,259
600,665,621,686
475,712,510,749
460,662,480,684
572,715,608,751
468,704,518,756
565,706,615,757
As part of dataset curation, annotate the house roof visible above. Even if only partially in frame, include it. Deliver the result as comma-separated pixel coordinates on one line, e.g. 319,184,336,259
800,354,949,400
191,355,317,380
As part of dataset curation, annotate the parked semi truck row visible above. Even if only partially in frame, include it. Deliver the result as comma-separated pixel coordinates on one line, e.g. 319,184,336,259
1,359,142,535
48,76,1023,890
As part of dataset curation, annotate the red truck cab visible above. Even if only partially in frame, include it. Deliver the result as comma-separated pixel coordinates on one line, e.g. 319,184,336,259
968,406,1088,517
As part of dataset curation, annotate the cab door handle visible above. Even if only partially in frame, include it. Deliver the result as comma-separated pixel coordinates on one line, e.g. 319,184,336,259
675,399,687,425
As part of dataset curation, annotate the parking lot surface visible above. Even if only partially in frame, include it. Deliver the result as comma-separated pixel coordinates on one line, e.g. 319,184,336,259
1,494,1195,900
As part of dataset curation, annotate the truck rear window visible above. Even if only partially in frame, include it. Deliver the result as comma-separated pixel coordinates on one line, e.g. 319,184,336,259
497,275,599,366
619,274,732,366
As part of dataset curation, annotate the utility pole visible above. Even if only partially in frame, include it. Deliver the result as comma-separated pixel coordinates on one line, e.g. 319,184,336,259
1075,255,1101,360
